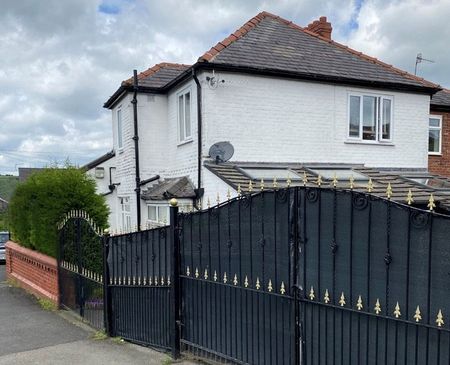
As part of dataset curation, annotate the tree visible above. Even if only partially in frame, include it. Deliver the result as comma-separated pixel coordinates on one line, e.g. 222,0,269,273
8,166,109,257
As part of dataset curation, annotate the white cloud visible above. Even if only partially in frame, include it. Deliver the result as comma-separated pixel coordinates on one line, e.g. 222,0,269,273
0,0,448,175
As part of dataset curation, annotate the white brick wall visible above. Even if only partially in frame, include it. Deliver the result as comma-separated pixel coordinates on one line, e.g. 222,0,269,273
106,70,431,226
86,155,117,230
202,72,430,169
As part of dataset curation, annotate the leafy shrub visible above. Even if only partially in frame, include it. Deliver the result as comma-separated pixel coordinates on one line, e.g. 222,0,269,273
8,166,109,257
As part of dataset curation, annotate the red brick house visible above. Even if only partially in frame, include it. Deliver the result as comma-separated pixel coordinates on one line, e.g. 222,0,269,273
429,89,450,177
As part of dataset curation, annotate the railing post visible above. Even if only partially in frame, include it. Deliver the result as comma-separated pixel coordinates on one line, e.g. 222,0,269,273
102,229,112,336
169,198,181,359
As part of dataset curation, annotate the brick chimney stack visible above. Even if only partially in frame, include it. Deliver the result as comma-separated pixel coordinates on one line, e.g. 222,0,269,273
306,16,332,40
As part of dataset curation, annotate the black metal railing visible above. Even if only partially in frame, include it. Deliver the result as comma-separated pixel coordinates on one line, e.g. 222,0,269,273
58,187,450,364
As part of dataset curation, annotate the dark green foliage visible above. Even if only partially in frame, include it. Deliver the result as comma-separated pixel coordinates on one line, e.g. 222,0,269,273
8,166,109,257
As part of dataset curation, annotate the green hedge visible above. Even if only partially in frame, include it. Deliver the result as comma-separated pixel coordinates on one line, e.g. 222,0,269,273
8,166,109,257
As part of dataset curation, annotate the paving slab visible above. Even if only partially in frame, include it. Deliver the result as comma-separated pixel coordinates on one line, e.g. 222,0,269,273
0,265,196,364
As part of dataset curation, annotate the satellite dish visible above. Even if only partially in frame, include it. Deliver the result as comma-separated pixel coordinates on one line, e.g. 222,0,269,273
209,142,234,163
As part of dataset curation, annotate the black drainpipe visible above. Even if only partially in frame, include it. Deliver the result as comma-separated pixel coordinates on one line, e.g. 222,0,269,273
131,70,142,231
192,68,204,208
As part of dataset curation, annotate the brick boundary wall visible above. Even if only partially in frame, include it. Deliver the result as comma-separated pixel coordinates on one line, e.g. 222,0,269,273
5,241,59,304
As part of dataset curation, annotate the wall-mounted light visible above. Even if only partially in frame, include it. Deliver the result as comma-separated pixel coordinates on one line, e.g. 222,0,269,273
95,167,105,179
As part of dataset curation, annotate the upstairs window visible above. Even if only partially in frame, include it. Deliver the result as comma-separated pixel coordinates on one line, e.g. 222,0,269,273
429,115,442,155
117,108,123,149
348,94,393,142
178,90,192,142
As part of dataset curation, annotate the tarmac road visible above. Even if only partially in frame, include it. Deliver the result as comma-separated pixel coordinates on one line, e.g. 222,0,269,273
0,265,195,364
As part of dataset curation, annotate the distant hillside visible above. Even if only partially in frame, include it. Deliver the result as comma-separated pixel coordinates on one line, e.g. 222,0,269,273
0,175,19,201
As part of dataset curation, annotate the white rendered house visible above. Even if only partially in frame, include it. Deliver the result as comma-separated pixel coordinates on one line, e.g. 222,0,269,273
91,12,443,232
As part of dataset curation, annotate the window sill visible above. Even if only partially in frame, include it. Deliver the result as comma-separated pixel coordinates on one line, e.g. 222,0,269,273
177,138,193,147
118,148,124,154
345,139,394,146
428,152,442,156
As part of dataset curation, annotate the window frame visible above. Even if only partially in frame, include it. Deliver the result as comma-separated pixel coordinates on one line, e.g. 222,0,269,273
347,92,394,143
147,203,169,226
120,196,131,232
428,115,442,155
117,107,123,150
177,88,192,143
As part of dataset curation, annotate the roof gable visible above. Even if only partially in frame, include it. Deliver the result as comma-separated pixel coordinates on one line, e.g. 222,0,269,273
199,12,439,90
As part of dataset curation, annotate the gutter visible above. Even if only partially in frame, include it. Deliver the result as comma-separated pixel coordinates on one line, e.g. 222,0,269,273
131,70,142,231
192,69,204,207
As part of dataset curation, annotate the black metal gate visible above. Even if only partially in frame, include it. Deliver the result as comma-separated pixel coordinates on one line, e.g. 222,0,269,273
105,226,173,350
58,210,105,329
178,187,450,364
57,187,450,364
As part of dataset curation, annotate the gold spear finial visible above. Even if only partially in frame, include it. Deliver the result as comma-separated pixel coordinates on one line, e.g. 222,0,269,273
260,178,265,191
332,173,338,188
374,299,381,314
244,275,249,288
204,268,208,280
237,184,241,196
339,292,346,307
227,188,231,200
324,289,330,304
394,302,401,318
223,272,227,284
317,175,322,187
309,286,315,300
367,178,374,193
427,194,436,211
406,189,414,205
280,282,286,295
302,171,308,186
213,270,217,281
195,268,199,278
287,174,292,187
273,177,278,189
256,277,261,290
216,192,220,206
248,180,253,192
414,306,422,322
436,309,444,327
233,274,238,286
386,182,393,199
349,175,355,190
268,279,273,292
356,295,363,310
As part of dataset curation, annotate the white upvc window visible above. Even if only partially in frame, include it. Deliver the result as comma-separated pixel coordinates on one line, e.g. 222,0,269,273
117,108,123,149
147,204,169,226
348,93,393,142
120,197,131,231
429,115,442,155
177,89,192,142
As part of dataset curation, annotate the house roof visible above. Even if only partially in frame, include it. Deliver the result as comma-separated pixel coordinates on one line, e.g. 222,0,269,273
104,63,190,108
104,12,441,109
205,161,450,214
199,12,439,91
141,176,196,200
430,89,450,111
82,150,115,170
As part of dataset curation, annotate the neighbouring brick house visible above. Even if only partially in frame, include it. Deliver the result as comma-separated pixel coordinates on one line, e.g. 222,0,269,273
92,11,448,232
429,89,450,177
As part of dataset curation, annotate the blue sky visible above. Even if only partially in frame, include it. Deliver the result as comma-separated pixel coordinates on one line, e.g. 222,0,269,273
0,0,449,175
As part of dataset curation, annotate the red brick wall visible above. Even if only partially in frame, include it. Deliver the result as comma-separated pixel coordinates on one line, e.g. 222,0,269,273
5,241,59,305
429,110,450,178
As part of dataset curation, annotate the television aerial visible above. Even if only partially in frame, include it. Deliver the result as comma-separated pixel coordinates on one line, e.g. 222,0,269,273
414,53,435,75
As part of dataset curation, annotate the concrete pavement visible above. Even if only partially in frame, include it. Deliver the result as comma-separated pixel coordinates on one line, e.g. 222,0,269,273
0,265,195,364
